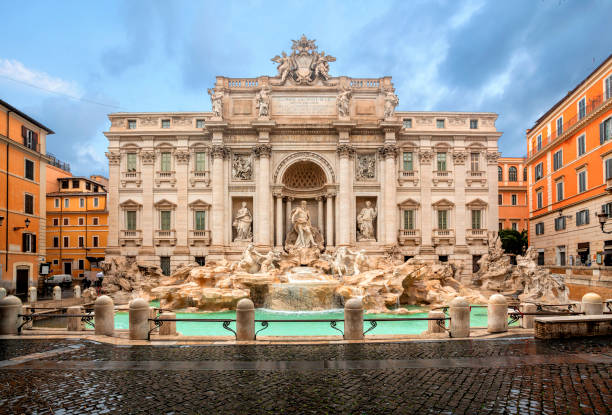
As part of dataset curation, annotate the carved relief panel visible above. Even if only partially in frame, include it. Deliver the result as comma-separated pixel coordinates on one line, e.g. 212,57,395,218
232,153,253,181
355,154,376,181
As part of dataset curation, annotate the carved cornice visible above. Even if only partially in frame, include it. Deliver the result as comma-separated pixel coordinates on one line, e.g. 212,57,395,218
336,144,356,158
378,144,399,159
452,151,468,165
105,151,121,165
486,151,501,164
140,151,156,164
418,150,434,164
211,145,230,159
175,150,190,164
252,144,272,158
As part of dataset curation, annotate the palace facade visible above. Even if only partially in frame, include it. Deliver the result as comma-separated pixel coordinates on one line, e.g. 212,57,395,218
104,37,501,278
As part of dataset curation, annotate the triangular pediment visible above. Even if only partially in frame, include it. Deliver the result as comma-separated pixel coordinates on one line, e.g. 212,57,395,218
432,198,455,208
188,199,211,209
466,198,488,208
154,198,177,209
398,198,420,208
119,199,142,208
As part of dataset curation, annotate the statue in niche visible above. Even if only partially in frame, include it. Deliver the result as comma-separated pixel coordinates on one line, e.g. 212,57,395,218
233,202,253,241
383,89,399,118
356,154,375,180
255,87,270,117
357,201,377,241
291,201,317,249
232,155,252,180
336,88,351,118
207,88,224,118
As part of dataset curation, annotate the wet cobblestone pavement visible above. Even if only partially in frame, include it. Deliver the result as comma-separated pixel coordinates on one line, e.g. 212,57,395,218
0,337,611,414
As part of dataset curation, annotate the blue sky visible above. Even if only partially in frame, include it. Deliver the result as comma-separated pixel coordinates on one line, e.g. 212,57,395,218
1,0,611,177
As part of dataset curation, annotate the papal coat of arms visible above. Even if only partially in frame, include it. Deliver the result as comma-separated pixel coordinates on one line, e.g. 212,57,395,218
271,35,336,85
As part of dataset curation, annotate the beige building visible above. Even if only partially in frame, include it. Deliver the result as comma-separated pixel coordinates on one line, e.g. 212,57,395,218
104,37,501,277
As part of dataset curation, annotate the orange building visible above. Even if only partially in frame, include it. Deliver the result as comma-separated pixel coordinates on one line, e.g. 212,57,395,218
497,157,528,232
0,100,54,295
46,176,108,280
526,54,612,266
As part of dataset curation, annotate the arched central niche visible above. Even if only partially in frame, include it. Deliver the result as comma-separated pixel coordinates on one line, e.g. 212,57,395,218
282,161,327,190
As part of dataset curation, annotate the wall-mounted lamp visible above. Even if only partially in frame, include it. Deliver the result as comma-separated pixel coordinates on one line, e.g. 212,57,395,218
13,218,30,231
598,207,612,234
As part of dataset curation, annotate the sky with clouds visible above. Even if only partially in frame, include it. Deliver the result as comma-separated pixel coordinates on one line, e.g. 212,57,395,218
1,0,611,177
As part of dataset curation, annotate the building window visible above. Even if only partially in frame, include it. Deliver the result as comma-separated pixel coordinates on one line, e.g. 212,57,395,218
469,119,478,129
535,222,544,235
24,194,34,214
576,209,590,226
436,153,446,171
53,259,58,265
93,217,99,225
196,119,205,128
160,256,171,276
93,197,99,208
161,119,170,129
537,134,542,150
557,246,566,266
534,163,543,181
195,256,206,266
498,222,503,231
79,198,85,208
471,210,482,230
127,153,137,172
498,194,502,205
436,119,445,128
127,119,137,129
78,259,84,270
63,217,69,226
86,182,91,190
437,210,448,230
93,185,99,192
556,117,563,137
195,211,206,230
497,166,503,181
578,170,587,193
403,210,415,230
93,236,99,247
160,211,171,230
64,198,69,208
403,118,412,128
511,194,517,206
511,222,518,231
53,218,59,226
601,117,612,144
555,216,566,231
605,158,612,180
61,180,69,189
578,98,586,120
508,166,517,181
470,153,479,171
63,236,69,247
22,127,37,150
553,150,563,171
72,180,79,188
24,159,34,180
191,151,206,172
556,181,564,202
605,74,612,100
577,134,586,156
78,236,84,247
602,202,612,218
54,198,60,208
523,167,527,181
161,152,171,172
53,236,59,248
126,211,137,230
78,217,84,226
22,233,36,253
402,152,413,171
537,191,543,209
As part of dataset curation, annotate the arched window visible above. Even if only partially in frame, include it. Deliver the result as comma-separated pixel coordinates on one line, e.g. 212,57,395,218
508,166,517,181
497,166,503,181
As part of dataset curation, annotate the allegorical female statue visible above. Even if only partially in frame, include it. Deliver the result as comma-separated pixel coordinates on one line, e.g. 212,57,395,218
233,202,252,241
357,201,377,241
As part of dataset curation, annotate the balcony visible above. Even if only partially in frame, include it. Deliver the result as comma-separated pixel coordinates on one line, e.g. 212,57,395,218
121,171,141,188
466,228,488,243
120,230,142,246
397,170,419,186
466,170,487,186
398,229,421,246
190,170,211,188
189,229,211,246
433,229,455,246
432,171,453,187
155,229,177,246
155,171,176,188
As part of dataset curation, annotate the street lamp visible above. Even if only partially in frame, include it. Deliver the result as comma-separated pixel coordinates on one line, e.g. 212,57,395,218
13,218,30,231
597,207,612,234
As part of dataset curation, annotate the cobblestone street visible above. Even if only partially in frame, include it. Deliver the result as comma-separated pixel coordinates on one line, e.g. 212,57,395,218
0,337,611,414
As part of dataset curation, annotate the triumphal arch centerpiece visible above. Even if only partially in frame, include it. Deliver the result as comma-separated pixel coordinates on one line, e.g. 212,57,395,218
105,36,501,280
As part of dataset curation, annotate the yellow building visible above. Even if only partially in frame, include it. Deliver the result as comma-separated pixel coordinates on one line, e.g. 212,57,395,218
46,175,108,280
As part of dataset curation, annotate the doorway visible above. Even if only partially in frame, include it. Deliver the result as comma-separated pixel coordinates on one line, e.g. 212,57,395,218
16,268,29,297
63,262,72,275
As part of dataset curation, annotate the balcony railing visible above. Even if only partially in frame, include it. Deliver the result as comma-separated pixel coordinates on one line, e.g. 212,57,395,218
155,230,176,246
120,229,142,246
398,229,421,245
432,171,453,186
466,228,487,242
466,170,487,186
397,169,419,185
155,171,176,187
189,229,211,246
433,229,455,245
190,170,211,187
121,171,142,187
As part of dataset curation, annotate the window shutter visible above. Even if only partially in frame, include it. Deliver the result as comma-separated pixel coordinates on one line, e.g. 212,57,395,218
21,126,27,138
22,233,27,252
32,132,38,151
585,210,590,224
576,212,580,225
602,122,605,145
32,234,36,253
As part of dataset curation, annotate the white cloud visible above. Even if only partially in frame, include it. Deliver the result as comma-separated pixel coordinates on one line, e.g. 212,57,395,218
0,58,83,97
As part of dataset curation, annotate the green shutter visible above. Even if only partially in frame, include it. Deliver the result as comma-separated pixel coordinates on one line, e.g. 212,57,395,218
195,152,206,172
195,211,206,230
126,211,136,230
160,211,171,230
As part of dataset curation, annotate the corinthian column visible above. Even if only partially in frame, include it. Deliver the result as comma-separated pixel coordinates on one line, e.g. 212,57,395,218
326,193,335,246
337,144,354,246
380,144,398,245
254,144,272,248
274,192,283,247
210,145,228,247
105,151,121,252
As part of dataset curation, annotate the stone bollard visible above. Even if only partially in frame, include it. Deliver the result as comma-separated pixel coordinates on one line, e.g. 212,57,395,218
428,310,446,333
236,298,255,341
94,295,115,336
520,303,537,329
73,285,81,299
67,306,83,331
0,287,6,300
582,292,604,315
344,297,364,340
159,312,177,336
28,287,37,304
53,286,62,301
0,295,23,335
487,294,508,333
129,298,150,340
449,297,470,338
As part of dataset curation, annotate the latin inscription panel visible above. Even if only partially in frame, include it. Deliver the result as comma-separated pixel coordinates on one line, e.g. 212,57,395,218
271,96,336,116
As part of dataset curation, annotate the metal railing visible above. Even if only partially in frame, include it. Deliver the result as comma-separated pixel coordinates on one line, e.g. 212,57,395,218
17,313,95,334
